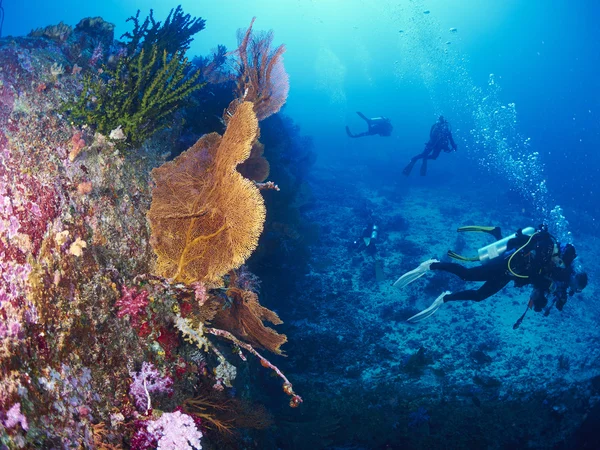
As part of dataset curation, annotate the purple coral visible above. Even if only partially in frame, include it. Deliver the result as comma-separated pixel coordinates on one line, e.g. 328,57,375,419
115,285,149,327
129,362,173,412
3,402,28,431
133,410,203,450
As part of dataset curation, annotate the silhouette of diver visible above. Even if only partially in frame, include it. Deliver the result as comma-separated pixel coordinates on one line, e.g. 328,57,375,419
346,112,393,138
403,116,457,176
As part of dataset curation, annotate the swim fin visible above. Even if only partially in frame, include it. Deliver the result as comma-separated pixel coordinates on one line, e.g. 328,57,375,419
407,291,450,323
447,250,480,262
403,160,416,176
393,259,439,289
457,226,502,240
420,159,428,176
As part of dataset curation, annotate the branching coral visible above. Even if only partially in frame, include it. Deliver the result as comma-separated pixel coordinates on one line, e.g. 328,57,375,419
226,17,289,122
214,287,287,355
70,47,202,147
122,6,205,58
68,7,205,147
147,101,265,286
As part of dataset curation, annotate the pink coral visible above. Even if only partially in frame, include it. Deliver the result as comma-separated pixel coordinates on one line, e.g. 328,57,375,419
3,402,28,431
134,410,202,450
115,285,149,327
129,362,173,412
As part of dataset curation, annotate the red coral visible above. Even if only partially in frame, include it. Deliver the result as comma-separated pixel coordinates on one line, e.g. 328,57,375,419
115,286,149,327
156,327,180,359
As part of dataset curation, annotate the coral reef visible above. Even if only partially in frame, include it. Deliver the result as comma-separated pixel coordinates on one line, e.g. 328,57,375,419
225,17,289,123
67,8,205,147
147,102,265,287
0,13,300,449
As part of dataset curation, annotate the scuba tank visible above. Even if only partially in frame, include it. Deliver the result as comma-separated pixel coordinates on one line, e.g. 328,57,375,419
477,227,535,264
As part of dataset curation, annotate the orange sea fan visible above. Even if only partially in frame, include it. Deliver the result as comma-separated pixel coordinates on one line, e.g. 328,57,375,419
214,287,287,355
237,141,270,182
147,102,265,286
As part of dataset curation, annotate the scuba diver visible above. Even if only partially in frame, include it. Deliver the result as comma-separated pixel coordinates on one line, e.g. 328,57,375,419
350,220,387,283
350,223,380,255
393,224,587,325
403,116,457,176
346,112,393,138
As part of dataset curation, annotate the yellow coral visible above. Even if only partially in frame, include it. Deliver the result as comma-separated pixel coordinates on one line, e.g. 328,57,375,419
147,102,265,286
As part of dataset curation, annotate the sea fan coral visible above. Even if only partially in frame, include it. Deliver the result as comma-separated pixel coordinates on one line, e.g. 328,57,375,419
227,17,289,122
237,141,270,182
147,101,265,286
215,287,287,354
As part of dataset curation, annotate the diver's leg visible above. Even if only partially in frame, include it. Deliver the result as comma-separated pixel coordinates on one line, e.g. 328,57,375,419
419,147,434,175
443,278,510,303
431,262,496,281
427,147,443,160
356,111,369,122
346,127,369,138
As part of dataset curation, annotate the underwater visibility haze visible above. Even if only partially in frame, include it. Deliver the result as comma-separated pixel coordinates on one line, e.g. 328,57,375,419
0,0,599,448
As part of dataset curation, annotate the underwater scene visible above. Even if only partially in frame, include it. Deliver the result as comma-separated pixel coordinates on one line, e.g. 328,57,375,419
0,0,599,448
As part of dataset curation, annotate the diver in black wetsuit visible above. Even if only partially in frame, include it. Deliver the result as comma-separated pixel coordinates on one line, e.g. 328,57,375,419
393,224,588,324
346,112,393,138
403,116,457,176
435,227,558,306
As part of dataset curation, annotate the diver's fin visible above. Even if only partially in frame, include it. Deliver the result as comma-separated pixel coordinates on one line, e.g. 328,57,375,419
457,226,502,240
420,159,428,176
407,291,450,323
447,250,480,262
403,160,416,176
346,126,356,138
356,111,368,121
363,237,371,246
393,259,439,289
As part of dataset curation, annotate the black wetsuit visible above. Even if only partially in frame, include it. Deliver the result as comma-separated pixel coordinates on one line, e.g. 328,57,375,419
432,230,556,309
403,120,456,176
346,112,393,138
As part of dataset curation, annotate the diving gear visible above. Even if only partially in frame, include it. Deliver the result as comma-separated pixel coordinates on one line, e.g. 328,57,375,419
363,225,378,247
448,226,532,262
407,291,450,323
393,259,439,289
447,250,479,262
513,302,530,330
457,226,502,240
479,227,535,264
420,158,428,176
403,159,417,176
